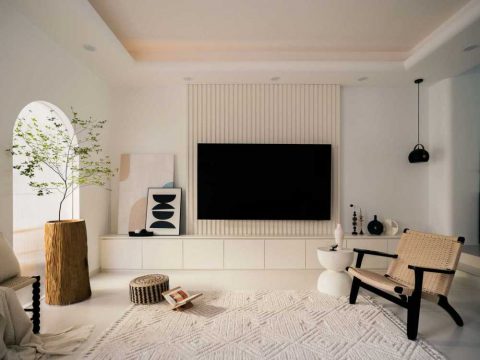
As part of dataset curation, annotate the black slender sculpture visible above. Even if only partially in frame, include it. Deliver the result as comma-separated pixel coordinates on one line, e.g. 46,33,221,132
408,79,429,163
350,204,358,235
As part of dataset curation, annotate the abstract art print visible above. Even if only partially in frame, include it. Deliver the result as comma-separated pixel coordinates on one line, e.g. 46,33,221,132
118,153,174,234
145,188,181,235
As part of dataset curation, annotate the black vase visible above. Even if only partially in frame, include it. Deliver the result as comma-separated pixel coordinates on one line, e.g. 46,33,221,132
368,215,384,235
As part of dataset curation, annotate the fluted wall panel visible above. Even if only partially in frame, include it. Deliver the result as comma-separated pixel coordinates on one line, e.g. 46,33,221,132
187,84,340,236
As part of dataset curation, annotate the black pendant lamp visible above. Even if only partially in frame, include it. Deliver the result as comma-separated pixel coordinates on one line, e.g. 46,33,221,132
408,78,429,163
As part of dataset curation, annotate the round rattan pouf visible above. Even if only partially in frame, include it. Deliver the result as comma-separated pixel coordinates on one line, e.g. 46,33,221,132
129,274,169,304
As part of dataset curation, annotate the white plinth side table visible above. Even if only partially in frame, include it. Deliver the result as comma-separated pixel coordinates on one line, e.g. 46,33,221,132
317,247,354,297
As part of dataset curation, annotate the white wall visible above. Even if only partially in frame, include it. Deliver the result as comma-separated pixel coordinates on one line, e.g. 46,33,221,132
0,2,111,271
428,68,480,245
109,84,430,236
341,86,430,233
109,85,187,234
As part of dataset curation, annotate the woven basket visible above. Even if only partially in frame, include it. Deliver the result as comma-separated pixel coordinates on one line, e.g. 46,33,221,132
129,274,169,304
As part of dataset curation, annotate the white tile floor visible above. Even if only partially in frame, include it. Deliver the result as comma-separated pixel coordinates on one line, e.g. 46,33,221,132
38,270,480,359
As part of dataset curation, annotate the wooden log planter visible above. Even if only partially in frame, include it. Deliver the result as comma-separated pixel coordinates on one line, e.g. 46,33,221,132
44,219,91,305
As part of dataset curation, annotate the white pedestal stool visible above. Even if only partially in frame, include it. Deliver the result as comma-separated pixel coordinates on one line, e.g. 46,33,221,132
317,247,354,297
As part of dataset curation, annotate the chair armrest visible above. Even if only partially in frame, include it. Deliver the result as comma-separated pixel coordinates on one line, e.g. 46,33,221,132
407,265,455,275
353,248,398,258
408,265,455,296
352,249,398,268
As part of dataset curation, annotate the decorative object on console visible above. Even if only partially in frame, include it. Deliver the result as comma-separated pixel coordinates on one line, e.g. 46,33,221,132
128,229,154,237
334,223,344,249
408,78,429,163
367,215,384,235
384,218,399,236
349,204,358,235
129,274,169,304
145,188,181,235
118,153,174,234
358,208,364,235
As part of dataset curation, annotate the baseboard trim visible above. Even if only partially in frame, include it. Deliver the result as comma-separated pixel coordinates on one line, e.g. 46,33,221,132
90,268,101,277
458,263,480,276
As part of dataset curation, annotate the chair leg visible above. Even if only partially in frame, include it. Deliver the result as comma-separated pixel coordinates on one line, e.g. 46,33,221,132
407,292,421,340
438,295,463,326
31,276,41,334
349,277,361,304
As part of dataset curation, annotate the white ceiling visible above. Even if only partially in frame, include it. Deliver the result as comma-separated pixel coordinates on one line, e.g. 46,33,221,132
88,0,469,61
9,0,480,86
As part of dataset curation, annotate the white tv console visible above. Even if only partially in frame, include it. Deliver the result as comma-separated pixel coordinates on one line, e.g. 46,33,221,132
100,234,401,271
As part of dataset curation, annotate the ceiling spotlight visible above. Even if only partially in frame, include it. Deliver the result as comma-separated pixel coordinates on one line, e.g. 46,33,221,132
463,44,479,52
270,77,280,81
83,44,96,52
183,77,193,81
357,76,368,82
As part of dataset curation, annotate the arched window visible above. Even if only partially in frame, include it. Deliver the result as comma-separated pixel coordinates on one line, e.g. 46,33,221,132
12,101,79,273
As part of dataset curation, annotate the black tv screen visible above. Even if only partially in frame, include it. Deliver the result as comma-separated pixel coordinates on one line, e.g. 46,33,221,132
197,144,331,220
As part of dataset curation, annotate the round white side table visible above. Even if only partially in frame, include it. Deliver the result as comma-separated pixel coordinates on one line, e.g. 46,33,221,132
317,247,354,297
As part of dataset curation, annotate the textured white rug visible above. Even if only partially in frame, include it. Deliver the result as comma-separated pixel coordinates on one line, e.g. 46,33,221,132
84,290,445,359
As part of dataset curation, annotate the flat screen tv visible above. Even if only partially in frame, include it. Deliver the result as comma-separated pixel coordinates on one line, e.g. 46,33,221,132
197,143,331,220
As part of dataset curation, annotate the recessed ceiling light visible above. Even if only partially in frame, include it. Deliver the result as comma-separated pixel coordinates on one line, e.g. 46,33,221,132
183,77,193,81
83,44,96,52
463,44,479,52
270,77,280,81
357,76,368,82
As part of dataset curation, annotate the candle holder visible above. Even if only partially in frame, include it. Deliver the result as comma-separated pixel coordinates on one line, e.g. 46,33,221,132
350,204,358,235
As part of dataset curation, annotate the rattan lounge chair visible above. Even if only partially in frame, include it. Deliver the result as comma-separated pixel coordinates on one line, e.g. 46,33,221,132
0,232,41,333
347,229,464,340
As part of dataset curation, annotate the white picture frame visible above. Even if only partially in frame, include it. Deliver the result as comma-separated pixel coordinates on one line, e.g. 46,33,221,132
145,188,181,235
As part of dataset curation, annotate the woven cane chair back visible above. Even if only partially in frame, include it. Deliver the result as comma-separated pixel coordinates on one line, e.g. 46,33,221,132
386,230,462,296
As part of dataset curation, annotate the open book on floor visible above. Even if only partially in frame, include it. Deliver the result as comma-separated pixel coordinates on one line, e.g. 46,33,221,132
162,287,202,310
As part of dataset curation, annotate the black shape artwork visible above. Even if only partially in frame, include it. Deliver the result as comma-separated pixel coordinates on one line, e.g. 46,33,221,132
150,221,176,229
153,194,177,203
152,203,174,210
152,211,174,220
150,194,176,229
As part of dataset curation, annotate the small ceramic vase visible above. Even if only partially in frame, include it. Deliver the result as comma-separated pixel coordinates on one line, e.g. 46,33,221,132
367,215,384,235
334,224,344,249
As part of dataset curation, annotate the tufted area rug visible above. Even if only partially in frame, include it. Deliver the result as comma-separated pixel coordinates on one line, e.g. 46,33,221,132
84,290,444,359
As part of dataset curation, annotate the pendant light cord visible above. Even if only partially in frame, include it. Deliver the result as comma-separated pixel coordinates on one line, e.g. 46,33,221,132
417,81,420,145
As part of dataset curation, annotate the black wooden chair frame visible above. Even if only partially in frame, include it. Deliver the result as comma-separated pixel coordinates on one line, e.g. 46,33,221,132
23,276,41,334
348,236,464,341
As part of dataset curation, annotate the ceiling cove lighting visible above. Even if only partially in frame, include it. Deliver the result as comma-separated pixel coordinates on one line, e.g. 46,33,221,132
408,78,429,163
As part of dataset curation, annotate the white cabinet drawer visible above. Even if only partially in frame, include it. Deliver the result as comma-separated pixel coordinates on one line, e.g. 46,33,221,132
265,239,305,269
183,239,223,269
101,239,142,269
224,239,264,269
143,239,183,269
345,238,388,269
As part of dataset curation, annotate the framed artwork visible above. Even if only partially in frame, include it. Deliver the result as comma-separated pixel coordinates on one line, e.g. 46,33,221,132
145,188,181,235
118,153,174,234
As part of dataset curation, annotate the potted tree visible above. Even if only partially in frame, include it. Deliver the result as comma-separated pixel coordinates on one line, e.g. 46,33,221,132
8,108,113,305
